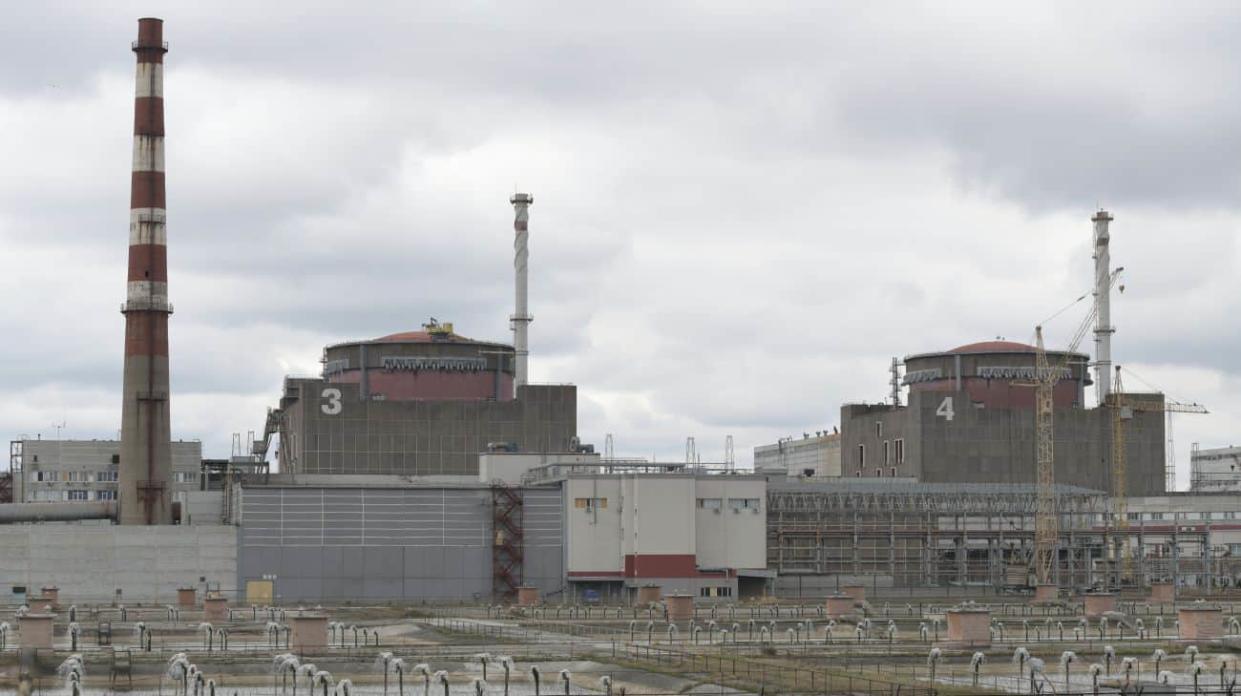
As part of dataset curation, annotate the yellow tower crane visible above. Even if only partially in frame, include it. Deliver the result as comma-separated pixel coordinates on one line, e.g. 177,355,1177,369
1029,271,1122,587
1109,366,1207,585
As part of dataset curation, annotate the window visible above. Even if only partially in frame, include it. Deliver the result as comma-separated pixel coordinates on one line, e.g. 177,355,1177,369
728,498,761,512
717,586,732,597
1227,512,1237,520
700,587,711,597
854,471,862,477
97,471,118,483
857,444,865,468
876,422,883,437
890,467,897,477
95,490,117,501
35,471,44,482
895,439,905,464
1127,512,1140,521
67,471,79,482
1150,512,1164,521
574,497,607,510
1231,544,1241,556
883,441,890,465
875,468,882,477
67,490,88,501
697,498,722,510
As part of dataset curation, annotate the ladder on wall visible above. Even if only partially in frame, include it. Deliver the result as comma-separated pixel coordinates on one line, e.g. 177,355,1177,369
491,485,525,602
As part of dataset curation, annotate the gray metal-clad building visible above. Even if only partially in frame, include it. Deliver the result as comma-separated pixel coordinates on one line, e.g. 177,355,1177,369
237,483,565,602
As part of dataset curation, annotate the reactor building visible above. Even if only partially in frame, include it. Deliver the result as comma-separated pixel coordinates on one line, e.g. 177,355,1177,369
841,339,1165,495
258,194,578,477
265,322,577,476
839,211,1167,496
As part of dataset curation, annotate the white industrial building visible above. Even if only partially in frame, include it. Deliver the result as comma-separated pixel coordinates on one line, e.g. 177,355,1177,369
9,439,202,506
753,432,841,479
1190,444,1241,491
524,460,770,602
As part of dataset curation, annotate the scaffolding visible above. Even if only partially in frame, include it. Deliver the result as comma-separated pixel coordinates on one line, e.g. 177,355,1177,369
767,482,1235,591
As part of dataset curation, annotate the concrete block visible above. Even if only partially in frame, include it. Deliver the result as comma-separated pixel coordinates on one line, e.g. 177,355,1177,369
667,594,694,621
18,614,55,649
944,607,991,647
1150,582,1176,603
1083,593,1117,618
1179,606,1223,640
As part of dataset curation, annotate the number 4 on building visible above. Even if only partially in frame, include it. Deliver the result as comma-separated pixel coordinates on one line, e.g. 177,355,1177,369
936,396,954,421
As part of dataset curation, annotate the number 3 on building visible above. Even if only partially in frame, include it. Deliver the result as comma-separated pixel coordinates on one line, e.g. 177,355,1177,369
936,396,954,421
321,387,342,415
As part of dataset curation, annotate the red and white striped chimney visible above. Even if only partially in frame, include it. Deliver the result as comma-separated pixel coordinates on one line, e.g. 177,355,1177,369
118,18,174,525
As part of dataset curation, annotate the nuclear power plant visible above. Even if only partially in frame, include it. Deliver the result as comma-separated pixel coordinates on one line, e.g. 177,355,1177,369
2,16,1241,695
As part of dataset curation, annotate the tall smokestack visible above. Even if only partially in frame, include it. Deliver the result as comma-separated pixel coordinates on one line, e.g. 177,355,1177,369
1092,209,1114,406
119,18,174,525
510,193,533,396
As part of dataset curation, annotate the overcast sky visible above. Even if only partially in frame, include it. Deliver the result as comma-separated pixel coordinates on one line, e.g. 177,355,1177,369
2,2,1238,487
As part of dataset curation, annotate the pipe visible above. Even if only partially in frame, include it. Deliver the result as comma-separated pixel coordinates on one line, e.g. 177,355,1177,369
1092,210,1114,405
0,502,117,524
510,193,533,397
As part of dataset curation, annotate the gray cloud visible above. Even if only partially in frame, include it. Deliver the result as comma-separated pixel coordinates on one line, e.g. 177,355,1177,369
2,1,1240,467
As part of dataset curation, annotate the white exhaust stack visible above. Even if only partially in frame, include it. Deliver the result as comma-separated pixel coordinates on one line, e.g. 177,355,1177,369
510,193,534,396
1092,209,1114,405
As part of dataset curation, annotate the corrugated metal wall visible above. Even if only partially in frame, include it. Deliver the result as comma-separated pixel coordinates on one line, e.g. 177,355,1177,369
238,485,564,602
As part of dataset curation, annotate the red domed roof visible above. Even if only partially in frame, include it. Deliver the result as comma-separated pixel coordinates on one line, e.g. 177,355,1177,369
948,340,1037,354
374,330,467,343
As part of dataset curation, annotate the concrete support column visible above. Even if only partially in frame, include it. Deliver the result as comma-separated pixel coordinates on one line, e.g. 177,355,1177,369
290,614,328,651
203,595,228,622
666,594,694,621
1178,606,1223,640
1083,592,1117,619
1149,582,1176,604
18,614,55,649
944,607,991,647
516,586,540,606
636,585,662,605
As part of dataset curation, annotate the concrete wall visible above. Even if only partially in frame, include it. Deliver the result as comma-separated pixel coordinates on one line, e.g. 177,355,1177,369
842,388,1165,495
753,434,841,478
0,524,237,604
237,484,564,602
565,474,767,577
694,477,766,570
566,477,623,575
277,379,577,476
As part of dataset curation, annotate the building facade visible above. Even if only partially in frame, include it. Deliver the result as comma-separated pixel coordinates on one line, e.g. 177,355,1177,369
236,482,565,602
1190,444,1241,492
9,439,201,506
557,468,769,601
263,324,578,477
840,341,1165,494
753,433,841,479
